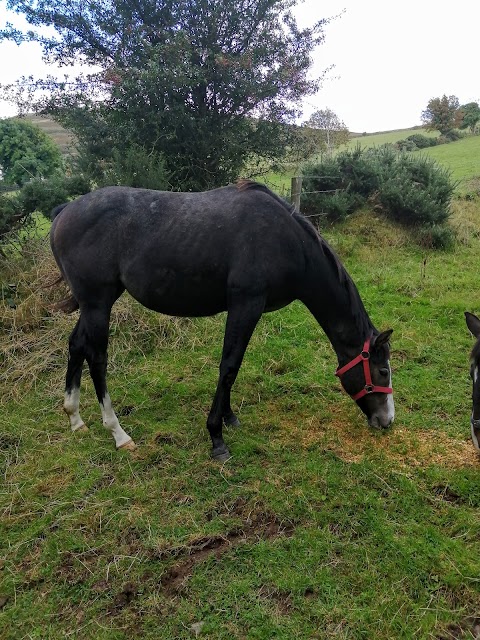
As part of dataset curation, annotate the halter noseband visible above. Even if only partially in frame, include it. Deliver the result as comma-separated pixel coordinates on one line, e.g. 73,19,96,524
335,335,393,401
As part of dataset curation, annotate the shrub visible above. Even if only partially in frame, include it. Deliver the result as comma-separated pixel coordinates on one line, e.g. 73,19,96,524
300,145,456,240
374,152,455,226
96,144,170,190
19,175,91,218
0,174,91,242
405,133,437,149
301,146,379,222
416,224,456,250
396,139,417,152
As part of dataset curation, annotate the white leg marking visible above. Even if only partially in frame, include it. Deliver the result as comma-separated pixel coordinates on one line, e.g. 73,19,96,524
472,366,480,451
386,361,395,424
64,388,86,432
471,419,480,452
101,394,134,449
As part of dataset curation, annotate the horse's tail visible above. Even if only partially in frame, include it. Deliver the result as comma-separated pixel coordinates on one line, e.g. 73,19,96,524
50,202,69,220
48,201,80,313
43,273,79,314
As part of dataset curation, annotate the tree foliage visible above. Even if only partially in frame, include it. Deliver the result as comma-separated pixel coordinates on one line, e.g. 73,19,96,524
458,102,480,134
0,118,63,185
303,108,349,154
1,0,332,190
421,95,461,136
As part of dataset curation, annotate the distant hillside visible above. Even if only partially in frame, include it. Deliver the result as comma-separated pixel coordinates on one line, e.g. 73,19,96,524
23,114,74,155
346,127,438,150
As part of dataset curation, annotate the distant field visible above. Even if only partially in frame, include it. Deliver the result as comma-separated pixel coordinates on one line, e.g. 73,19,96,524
417,134,480,185
347,127,438,150
23,114,74,155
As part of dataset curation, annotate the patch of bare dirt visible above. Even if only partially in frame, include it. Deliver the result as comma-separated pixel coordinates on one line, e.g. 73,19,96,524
436,617,480,639
157,504,295,595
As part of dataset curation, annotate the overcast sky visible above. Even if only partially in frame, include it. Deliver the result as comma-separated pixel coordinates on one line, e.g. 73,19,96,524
0,0,478,133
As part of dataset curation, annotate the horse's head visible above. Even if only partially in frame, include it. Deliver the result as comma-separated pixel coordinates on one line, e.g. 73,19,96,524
336,330,394,429
464,312,480,451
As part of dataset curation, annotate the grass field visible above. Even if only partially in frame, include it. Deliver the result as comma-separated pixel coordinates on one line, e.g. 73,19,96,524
347,127,438,149
1,187,480,638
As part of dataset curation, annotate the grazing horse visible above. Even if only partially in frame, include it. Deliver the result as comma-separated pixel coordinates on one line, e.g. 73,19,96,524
50,180,394,461
464,311,480,451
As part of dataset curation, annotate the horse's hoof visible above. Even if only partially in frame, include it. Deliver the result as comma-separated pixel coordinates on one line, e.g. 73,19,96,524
211,446,231,463
73,424,88,433
224,414,241,428
118,439,137,451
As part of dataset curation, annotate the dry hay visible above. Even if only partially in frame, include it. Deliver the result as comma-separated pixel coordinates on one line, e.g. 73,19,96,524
276,407,479,469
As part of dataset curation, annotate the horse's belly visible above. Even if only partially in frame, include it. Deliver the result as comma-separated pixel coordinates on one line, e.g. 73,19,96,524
123,268,228,317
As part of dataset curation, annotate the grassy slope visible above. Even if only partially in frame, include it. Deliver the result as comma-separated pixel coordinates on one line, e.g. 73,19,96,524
346,127,438,149
1,197,480,638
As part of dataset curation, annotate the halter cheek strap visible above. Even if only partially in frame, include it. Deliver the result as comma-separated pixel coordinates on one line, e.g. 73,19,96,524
335,336,393,401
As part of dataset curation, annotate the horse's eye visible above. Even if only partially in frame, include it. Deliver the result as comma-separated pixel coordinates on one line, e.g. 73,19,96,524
379,367,389,377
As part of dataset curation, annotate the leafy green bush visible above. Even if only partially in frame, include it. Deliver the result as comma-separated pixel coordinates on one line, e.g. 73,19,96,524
0,174,91,241
405,133,437,149
300,145,456,242
301,147,380,221
96,144,170,190
19,175,91,218
0,193,25,237
375,151,455,226
396,139,418,152
416,224,456,250
0,118,63,186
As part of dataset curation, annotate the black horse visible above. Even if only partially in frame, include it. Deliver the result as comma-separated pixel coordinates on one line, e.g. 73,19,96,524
464,311,480,451
50,180,394,461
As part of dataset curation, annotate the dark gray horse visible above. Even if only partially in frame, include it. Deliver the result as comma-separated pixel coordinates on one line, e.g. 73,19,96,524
50,180,394,461
464,311,480,451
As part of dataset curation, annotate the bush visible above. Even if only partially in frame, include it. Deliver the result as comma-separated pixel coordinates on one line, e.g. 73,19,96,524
416,224,456,250
396,139,418,152
0,174,91,242
95,144,170,190
19,175,91,218
375,151,456,226
301,146,380,222
300,145,456,240
406,134,437,149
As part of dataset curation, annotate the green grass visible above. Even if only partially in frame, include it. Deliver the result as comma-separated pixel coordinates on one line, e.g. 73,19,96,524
346,127,438,150
1,197,480,639
418,135,480,185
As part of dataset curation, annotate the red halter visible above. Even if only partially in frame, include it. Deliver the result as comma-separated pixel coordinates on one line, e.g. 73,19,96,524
335,336,393,401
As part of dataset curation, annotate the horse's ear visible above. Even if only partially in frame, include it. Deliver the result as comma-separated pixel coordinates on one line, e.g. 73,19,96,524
374,329,393,347
465,312,480,338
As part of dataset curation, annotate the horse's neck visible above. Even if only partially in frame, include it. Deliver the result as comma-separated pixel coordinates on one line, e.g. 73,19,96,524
301,253,373,363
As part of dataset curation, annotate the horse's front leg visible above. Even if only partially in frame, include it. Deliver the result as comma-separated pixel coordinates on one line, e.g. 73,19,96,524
208,294,265,461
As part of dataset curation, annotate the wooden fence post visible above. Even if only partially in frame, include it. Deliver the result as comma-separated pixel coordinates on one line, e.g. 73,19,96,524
291,176,302,212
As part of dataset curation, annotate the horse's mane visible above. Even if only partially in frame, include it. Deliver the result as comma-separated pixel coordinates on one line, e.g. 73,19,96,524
471,340,480,362
236,179,296,215
236,180,372,336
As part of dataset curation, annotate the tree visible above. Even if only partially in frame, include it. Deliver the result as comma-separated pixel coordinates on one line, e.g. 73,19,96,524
303,108,349,155
0,118,63,185
421,95,460,136
458,102,480,134
1,0,333,191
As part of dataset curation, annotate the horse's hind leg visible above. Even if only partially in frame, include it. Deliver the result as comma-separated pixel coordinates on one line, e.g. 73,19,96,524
78,304,135,450
64,317,88,432
207,293,265,461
